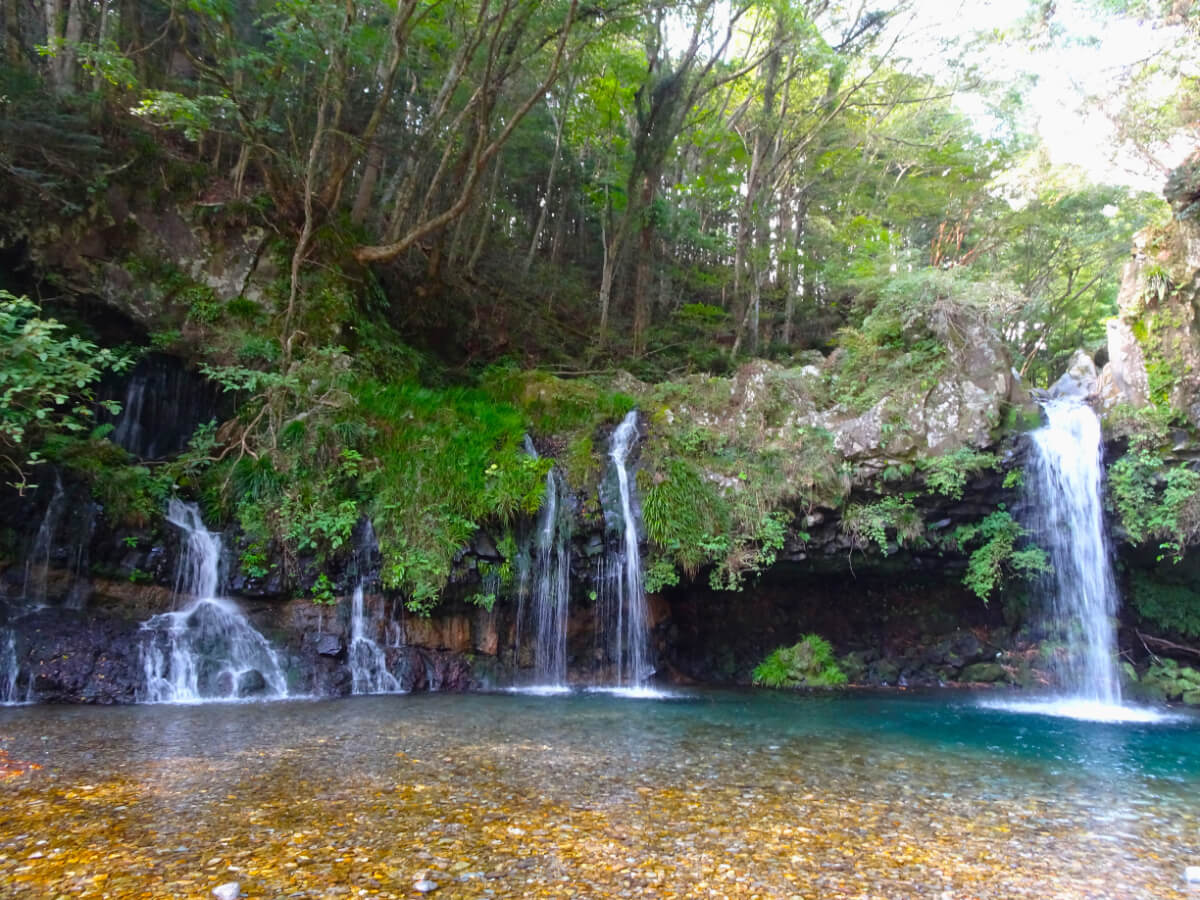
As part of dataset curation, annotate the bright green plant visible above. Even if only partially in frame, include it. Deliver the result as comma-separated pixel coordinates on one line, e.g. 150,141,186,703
643,554,681,593
310,573,336,605
752,635,847,689
950,509,1049,602
841,496,924,555
919,448,997,500
640,458,727,576
239,541,273,579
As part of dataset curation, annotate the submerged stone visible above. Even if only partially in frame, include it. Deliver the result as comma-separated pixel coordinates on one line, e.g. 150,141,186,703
212,882,240,900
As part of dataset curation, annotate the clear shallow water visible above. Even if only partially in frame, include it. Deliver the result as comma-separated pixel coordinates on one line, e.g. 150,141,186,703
0,689,1198,898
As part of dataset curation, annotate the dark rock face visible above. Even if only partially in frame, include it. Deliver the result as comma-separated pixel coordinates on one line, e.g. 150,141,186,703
10,607,145,703
659,567,1010,687
1165,150,1200,220
97,354,228,460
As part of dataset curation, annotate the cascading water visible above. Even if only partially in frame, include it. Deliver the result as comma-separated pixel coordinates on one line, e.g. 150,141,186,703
529,468,571,686
348,585,401,694
22,472,65,606
347,522,401,694
1027,399,1122,706
108,354,225,460
139,499,288,702
597,410,653,687
0,629,22,704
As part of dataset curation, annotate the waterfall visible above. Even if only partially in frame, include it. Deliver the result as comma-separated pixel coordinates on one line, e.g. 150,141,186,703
22,472,65,606
348,585,402,694
1027,400,1122,705
529,468,571,686
108,354,224,459
346,522,401,693
598,410,653,687
0,629,23,704
139,499,288,702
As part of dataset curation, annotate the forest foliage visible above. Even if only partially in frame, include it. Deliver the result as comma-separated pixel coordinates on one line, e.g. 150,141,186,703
0,0,1195,609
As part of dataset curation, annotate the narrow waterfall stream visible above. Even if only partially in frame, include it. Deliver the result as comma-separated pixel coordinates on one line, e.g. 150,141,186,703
139,499,288,702
0,629,25,704
348,585,401,694
21,472,65,606
529,468,571,687
598,410,653,688
347,522,401,694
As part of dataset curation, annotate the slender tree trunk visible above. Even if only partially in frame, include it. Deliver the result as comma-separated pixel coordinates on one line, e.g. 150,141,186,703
549,187,570,266
92,1,111,95
598,215,618,337
468,155,503,275
58,0,82,94
5,0,22,66
523,79,572,274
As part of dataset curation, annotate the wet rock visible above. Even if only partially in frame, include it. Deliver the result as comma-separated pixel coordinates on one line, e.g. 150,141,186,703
1047,349,1099,401
17,607,144,703
872,660,900,685
413,879,438,893
313,633,343,657
212,882,241,900
236,669,267,697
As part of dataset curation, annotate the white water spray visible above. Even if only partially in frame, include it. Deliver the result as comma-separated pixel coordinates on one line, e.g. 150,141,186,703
599,410,653,687
347,522,402,694
140,499,288,702
1028,400,1122,706
530,469,571,685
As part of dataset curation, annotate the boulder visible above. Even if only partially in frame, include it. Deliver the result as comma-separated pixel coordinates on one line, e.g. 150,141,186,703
1097,310,1150,410
1048,349,1099,401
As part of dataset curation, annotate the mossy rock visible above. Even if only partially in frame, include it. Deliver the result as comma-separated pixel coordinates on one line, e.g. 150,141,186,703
872,659,900,685
838,651,869,684
1120,661,1139,685
1129,679,1169,704
961,662,1008,683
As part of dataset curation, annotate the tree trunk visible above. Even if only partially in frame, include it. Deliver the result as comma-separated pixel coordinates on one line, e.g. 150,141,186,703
523,79,571,274
4,0,21,66
468,155,503,275
631,170,657,357
58,0,82,94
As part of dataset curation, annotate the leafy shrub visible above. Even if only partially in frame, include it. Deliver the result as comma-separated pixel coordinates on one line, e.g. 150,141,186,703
841,496,924,554
1108,436,1200,561
1129,572,1200,639
950,509,1049,602
919,447,997,499
0,292,129,489
752,635,847,688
